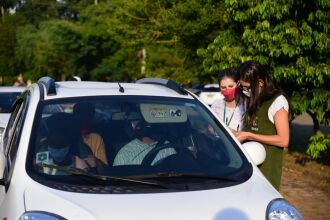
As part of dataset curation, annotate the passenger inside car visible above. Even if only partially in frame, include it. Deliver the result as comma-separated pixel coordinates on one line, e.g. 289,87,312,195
73,102,108,168
34,112,98,175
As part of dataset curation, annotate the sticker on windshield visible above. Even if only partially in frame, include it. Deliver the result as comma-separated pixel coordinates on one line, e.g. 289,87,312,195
170,109,182,117
140,104,187,123
36,151,49,164
150,107,167,118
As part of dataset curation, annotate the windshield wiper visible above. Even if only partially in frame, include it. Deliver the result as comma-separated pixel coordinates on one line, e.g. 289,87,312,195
38,163,180,189
133,172,241,182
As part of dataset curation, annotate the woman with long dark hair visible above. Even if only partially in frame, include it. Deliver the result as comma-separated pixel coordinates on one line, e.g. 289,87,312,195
235,60,289,190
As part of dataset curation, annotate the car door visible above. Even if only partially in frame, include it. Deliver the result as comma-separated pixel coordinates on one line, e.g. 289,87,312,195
0,92,29,205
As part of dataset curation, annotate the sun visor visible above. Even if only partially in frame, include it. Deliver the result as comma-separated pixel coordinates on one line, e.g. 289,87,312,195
140,104,187,123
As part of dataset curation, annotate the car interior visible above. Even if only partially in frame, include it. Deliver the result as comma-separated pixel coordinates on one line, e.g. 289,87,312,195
31,97,245,180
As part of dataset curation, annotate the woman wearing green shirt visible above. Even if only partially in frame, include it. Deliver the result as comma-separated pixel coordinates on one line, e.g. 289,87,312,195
235,60,290,190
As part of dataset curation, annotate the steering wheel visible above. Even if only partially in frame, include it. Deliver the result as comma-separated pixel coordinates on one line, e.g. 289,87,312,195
141,142,184,166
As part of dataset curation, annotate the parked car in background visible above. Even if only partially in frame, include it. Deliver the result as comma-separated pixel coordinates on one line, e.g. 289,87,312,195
190,82,204,96
198,83,222,106
0,77,303,220
0,86,26,141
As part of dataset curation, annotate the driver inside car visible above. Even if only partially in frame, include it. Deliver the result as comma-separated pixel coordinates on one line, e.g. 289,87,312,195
113,120,176,166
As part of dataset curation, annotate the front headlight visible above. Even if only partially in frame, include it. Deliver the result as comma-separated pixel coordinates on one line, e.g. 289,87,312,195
19,211,67,220
266,198,303,220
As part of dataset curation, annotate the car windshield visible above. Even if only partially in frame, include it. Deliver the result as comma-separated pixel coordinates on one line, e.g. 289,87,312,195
27,96,251,193
0,92,22,113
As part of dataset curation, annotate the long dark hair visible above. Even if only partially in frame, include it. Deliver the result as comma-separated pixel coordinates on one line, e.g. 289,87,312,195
238,61,282,126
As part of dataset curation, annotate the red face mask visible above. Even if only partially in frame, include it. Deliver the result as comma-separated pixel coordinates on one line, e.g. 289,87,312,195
221,87,238,101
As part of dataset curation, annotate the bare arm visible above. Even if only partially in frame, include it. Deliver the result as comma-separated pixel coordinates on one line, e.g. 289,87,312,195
236,108,289,148
84,133,108,165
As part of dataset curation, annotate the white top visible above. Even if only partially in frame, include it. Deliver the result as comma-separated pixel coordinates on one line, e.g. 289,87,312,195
211,98,245,131
211,95,289,129
268,95,289,123
113,139,176,166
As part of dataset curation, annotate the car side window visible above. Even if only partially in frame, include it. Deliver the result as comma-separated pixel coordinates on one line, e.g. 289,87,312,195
3,102,21,153
3,94,27,163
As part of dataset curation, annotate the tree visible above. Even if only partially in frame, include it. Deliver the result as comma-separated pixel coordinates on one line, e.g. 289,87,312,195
16,20,82,80
13,0,119,81
14,0,58,25
156,0,225,83
0,0,20,22
79,0,225,83
198,0,330,157
0,10,27,84
0,0,73,82
4,0,225,83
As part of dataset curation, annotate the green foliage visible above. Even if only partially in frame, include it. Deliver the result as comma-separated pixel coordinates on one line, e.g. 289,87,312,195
0,0,20,11
16,0,59,25
78,0,225,83
199,1,329,115
0,14,22,76
90,47,139,82
307,133,330,159
291,89,330,124
5,0,224,83
155,0,225,83
16,20,82,80
200,1,330,81
198,0,330,156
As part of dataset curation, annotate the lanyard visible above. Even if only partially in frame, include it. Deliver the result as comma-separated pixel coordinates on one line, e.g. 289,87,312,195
223,105,237,127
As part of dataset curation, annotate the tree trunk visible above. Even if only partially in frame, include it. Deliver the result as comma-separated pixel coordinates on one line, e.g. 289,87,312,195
141,48,146,76
1,6,5,23
306,110,322,134
61,73,66,81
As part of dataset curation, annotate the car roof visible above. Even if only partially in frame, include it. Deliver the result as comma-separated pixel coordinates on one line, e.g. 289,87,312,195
35,79,195,101
203,84,219,88
0,86,26,92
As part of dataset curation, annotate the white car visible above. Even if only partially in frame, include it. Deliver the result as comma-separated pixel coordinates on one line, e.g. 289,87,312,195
0,86,26,141
0,77,302,220
198,83,223,106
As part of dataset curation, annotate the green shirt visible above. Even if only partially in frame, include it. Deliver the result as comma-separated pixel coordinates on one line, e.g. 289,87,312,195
245,94,284,190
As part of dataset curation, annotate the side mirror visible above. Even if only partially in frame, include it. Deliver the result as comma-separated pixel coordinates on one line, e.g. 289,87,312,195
242,141,266,166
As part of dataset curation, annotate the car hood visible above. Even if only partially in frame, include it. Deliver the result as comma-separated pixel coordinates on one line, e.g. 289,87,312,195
0,114,10,129
24,172,281,220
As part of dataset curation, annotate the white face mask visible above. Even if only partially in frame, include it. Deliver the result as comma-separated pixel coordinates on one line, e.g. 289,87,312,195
242,89,251,97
